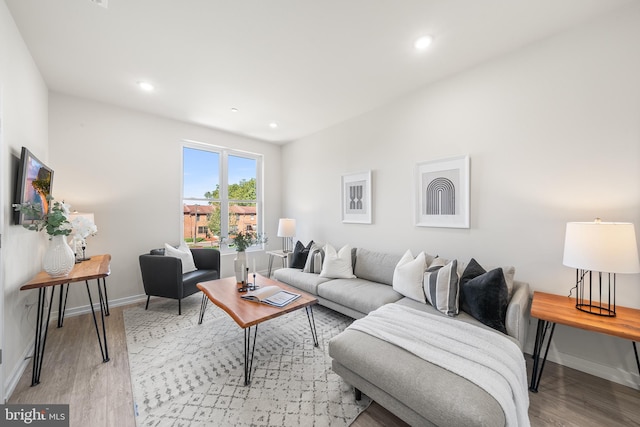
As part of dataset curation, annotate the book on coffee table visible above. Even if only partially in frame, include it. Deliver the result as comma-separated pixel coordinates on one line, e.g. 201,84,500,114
241,285,301,308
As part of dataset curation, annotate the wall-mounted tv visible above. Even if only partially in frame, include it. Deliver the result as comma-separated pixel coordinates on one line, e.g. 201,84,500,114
14,147,54,225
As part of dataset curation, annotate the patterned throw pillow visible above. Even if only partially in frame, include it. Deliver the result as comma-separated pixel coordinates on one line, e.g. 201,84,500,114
423,259,459,316
291,240,313,269
303,242,325,274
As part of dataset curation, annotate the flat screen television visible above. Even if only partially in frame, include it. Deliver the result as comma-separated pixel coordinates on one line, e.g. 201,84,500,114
14,147,54,225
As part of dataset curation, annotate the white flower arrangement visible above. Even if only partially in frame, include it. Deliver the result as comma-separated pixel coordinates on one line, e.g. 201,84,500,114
70,214,98,247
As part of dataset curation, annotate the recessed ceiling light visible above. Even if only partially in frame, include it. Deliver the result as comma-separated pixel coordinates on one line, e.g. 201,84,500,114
231,108,239,113
414,35,433,51
269,122,278,129
137,81,154,91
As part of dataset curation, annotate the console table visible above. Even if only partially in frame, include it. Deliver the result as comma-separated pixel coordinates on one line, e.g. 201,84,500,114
20,254,112,386
529,291,640,392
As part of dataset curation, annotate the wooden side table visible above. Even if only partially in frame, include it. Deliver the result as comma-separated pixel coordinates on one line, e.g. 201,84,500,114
20,254,112,386
266,250,289,277
529,291,640,392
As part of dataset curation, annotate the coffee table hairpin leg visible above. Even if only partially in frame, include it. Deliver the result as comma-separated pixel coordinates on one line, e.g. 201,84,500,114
306,306,319,347
244,325,259,385
198,294,208,325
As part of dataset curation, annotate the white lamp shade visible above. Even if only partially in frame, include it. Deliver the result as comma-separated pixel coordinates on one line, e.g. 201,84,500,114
277,218,296,237
563,221,640,274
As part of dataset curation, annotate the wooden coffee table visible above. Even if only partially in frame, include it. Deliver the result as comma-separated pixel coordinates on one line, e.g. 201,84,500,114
197,275,319,385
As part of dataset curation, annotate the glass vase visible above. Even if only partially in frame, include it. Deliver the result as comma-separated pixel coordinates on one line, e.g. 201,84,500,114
43,235,76,277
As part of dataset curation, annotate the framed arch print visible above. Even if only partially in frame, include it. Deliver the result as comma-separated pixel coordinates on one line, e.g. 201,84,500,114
415,155,469,228
342,170,372,224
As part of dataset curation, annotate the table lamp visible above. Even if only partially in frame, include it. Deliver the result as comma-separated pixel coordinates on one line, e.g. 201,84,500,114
277,218,296,253
562,219,640,317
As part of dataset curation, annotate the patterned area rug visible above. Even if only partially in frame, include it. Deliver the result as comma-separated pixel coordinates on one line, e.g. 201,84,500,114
124,294,370,426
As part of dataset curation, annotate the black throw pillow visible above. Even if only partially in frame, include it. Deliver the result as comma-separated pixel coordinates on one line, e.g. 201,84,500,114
459,267,509,334
459,258,486,309
291,240,313,269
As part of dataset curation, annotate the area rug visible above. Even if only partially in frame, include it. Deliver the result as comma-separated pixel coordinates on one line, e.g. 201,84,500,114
124,294,371,426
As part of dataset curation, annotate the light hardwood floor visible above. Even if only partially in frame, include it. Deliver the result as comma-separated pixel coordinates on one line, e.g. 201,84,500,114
9,303,640,426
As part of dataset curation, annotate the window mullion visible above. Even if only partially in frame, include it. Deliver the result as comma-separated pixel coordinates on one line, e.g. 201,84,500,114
220,150,229,245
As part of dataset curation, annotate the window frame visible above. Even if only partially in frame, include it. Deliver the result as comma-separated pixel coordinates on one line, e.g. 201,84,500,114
181,140,264,253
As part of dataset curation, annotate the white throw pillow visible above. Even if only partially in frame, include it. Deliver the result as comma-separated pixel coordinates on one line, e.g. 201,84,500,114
392,250,427,303
319,244,356,279
164,242,197,273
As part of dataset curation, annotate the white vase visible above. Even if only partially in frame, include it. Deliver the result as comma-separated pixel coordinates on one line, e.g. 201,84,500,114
234,250,247,283
43,235,76,278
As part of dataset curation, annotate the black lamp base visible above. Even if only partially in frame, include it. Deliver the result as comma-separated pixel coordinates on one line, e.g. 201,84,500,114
574,269,616,317
575,303,615,317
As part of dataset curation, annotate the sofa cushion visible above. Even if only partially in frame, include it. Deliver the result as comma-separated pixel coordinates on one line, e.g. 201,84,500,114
353,248,402,286
424,260,459,316
317,278,403,314
273,268,330,295
320,244,356,279
392,250,427,303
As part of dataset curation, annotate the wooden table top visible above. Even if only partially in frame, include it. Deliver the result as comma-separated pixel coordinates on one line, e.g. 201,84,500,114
20,254,111,290
531,291,640,342
197,275,318,329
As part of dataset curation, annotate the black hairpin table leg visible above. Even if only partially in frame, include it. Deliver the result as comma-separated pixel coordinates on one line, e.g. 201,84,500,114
529,320,556,392
31,286,55,386
306,306,319,347
100,277,110,316
86,279,110,362
198,293,208,325
244,325,258,385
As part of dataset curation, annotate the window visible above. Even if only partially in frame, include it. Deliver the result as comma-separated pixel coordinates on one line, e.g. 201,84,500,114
182,143,263,252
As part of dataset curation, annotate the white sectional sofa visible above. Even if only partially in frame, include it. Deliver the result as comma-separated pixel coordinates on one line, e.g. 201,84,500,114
273,246,531,426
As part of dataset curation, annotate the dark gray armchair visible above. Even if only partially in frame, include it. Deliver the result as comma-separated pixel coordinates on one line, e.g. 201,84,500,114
139,247,221,315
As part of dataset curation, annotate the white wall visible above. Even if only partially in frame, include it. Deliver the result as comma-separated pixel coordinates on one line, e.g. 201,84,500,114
0,0,50,400
48,93,283,312
282,4,640,388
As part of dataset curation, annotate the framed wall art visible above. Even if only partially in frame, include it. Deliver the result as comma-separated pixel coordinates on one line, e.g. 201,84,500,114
415,155,469,228
341,170,372,224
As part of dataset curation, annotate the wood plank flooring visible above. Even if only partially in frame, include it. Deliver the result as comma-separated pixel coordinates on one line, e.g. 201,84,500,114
8,303,640,426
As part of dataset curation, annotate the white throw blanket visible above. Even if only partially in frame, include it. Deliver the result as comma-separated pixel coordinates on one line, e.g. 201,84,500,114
347,304,530,427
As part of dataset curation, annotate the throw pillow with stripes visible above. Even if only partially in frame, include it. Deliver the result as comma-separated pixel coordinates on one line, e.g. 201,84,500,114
423,259,459,316
303,243,325,274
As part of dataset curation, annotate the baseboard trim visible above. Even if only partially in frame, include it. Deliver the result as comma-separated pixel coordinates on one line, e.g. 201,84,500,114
55,293,147,319
4,341,35,403
4,293,147,402
540,348,640,391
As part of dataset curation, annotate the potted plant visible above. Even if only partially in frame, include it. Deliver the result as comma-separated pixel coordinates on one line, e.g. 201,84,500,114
13,196,76,277
231,230,267,283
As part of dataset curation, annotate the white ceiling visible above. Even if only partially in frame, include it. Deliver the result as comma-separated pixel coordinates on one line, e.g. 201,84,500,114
6,0,635,143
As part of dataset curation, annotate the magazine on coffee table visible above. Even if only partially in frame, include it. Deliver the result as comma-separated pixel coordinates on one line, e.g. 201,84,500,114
241,285,301,307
